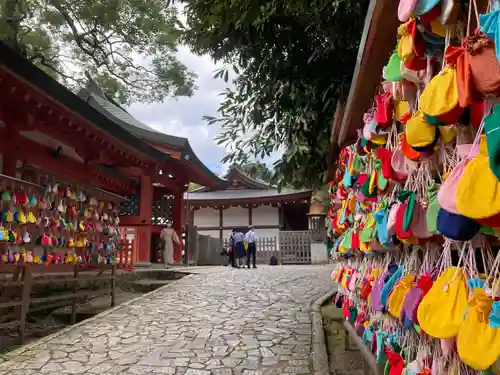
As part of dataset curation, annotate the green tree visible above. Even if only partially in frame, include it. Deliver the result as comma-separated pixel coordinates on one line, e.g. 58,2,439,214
0,0,195,104
238,162,273,183
182,0,369,188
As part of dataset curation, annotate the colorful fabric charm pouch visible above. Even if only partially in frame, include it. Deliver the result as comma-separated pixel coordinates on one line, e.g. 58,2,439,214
438,160,468,214
405,110,438,148
396,202,414,240
385,49,404,82
420,65,460,123
398,190,416,234
411,201,433,238
376,331,388,364
426,182,441,233
401,134,424,161
437,207,481,241
389,274,416,318
360,213,376,243
417,266,468,338
457,287,500,370
387,203,401,236
381,266,404,312
456,135,500,221
485,104,500,182
370,272,389,312
398,0,417,22
374,207,390,247
401,274,433,324
375,92,394,127
445,44,476,108
391,145,418,179
480,9,500,74
466,30,500,96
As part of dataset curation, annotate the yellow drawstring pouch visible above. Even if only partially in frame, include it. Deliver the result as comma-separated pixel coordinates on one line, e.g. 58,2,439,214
456,136,500,219
371,133,387,145
397,22,415,62
417,267,468,338
457,288,500,370
394,100,410,121
438,125,456,144
405,110,437,148
360,241,371,253
388,274,416,318
420,66,459,118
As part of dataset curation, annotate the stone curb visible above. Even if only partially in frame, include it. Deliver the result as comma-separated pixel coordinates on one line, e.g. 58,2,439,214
0,273,196,363
311,288,336,375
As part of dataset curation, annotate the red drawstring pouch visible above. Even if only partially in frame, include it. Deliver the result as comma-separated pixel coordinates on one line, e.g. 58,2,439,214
396,203,413,239
375,92,394,127
376,147,395,180
387,351,405,375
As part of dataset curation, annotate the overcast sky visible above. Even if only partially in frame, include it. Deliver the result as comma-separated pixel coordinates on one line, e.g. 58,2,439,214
127,46,230,176
127,45,282,176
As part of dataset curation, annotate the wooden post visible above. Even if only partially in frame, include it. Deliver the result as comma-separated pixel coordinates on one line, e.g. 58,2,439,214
219,207,223,243
248,206,253,226
70,265,79,325
136,175,153,264
172,192,184,262
19,266,32,343
111,265,116,307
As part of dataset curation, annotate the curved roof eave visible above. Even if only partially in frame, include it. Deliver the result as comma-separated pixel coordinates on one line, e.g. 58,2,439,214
0,42,170,165
81,92,222,186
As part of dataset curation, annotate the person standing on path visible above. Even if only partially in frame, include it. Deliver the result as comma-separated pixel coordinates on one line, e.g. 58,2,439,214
160,222,180,268
231,229,246,268
245,225,257,269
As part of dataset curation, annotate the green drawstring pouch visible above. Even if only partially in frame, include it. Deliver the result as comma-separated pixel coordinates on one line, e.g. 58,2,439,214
385,49,403,82
398,190,416,232
485,105,500,182
375,160,389,191
360,213,376,242
341,229,353,250
426,182,441,234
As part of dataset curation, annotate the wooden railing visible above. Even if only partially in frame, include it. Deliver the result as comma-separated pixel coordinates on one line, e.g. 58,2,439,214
0,263,116,344
116,227,137,269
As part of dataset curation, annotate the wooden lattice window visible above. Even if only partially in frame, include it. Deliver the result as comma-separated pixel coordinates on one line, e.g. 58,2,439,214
152,194,174,225
119,195,140,216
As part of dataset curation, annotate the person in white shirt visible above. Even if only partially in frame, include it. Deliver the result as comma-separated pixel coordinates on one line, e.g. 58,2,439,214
245,225,257,269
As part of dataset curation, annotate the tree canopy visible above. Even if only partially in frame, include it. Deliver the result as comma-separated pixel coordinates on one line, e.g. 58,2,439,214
0,0,195,104
181,0,369,189
238,162,273,183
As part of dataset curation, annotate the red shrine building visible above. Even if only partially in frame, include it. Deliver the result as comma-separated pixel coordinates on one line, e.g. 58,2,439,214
0,41,222,266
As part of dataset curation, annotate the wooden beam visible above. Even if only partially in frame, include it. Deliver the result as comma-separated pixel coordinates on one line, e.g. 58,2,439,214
196,224,281,231
0,131,134,193
0,76,151,168
336,0,399,146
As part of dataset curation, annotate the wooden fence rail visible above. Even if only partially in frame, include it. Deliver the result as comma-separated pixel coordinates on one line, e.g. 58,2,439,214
0,263,116,344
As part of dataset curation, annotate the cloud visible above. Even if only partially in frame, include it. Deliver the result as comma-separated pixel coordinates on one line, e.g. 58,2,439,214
127,45,283,177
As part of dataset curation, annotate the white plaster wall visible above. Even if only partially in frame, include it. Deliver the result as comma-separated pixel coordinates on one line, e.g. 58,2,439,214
252,206,279,226
197,229,219,238
193,207,219,227
222,206,248,227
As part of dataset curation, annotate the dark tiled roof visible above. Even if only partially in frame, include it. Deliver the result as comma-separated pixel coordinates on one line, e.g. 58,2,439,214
184,188,311,201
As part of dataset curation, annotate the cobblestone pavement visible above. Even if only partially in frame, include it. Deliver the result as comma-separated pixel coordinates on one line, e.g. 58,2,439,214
0,265,333,375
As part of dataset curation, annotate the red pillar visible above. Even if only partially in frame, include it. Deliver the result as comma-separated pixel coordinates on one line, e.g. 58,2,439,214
136,175,153,265
172,192,184,263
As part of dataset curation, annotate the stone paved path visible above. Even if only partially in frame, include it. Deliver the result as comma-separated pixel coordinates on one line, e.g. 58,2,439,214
0,265,333,375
